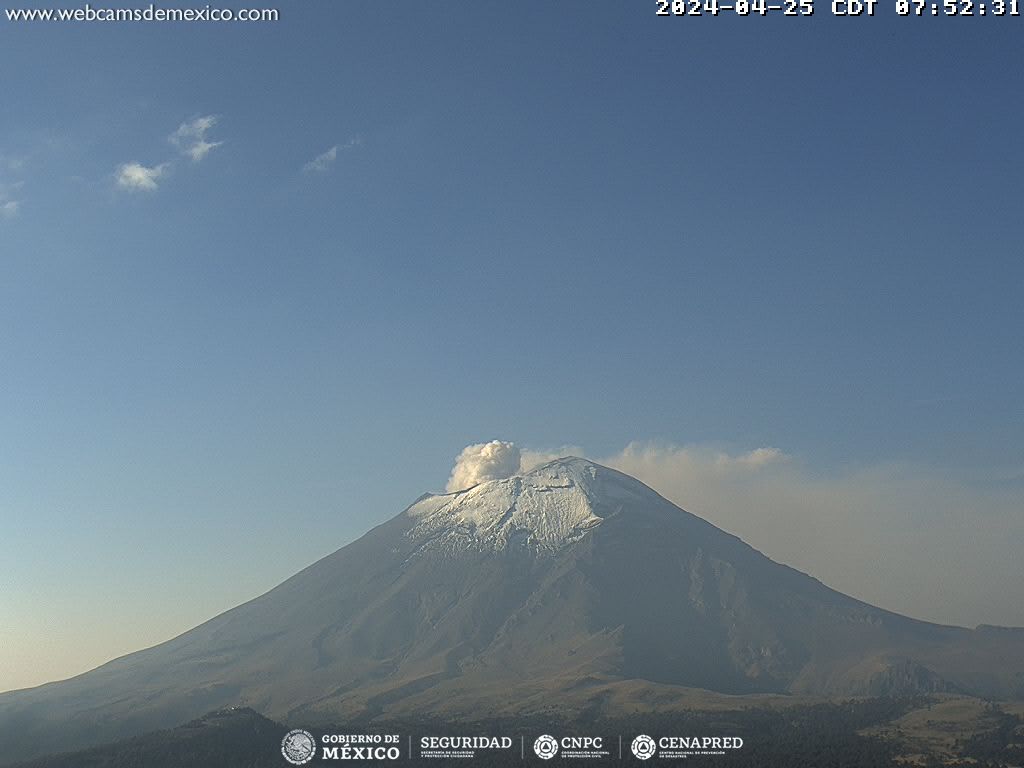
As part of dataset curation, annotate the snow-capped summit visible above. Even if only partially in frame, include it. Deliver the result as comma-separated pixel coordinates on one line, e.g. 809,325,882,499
405,457,655,552
5,455,1024,766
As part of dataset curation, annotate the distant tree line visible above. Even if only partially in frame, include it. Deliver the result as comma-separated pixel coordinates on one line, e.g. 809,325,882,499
16,697,1024,768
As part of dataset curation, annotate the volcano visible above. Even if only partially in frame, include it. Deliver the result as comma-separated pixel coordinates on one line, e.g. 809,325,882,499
2,457,1022,764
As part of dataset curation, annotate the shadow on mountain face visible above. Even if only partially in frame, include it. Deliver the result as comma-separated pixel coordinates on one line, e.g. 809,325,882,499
3,459,1023,766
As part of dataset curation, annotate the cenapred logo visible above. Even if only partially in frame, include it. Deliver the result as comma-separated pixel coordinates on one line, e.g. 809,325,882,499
534,734,559,760
281,729,316,765
631,734,657,760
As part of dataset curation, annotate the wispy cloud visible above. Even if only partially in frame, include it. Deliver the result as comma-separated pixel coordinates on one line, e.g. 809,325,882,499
304,146,337,174
1,154,27,173
0,177,23,219
600,442,1024,629
116,161,169,192
303,137,361,174
113,115,222,193
517,439,1024,629
169,115,223,163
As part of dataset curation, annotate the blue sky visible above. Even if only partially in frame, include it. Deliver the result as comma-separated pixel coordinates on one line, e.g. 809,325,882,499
2,3,1023,691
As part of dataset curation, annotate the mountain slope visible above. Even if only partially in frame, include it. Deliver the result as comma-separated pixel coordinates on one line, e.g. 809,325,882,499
2,458,1022,764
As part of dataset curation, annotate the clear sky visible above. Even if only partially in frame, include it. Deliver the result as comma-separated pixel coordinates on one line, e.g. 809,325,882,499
2,2,1023,693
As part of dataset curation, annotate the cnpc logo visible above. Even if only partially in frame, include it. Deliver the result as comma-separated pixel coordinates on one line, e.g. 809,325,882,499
533,735,559,759
534,735,605,759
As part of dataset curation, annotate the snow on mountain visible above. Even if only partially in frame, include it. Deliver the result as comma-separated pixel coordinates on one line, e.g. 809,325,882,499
406,457,651,552
3,456,1024,767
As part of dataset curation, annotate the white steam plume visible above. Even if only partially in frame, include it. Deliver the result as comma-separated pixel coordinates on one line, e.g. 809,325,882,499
446,441,522,492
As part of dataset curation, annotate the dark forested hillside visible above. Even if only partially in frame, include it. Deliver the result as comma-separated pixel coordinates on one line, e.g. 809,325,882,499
11,707,286,768
17,697,1008,768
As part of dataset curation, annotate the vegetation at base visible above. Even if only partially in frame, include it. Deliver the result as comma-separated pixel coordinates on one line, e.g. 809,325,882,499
358,697,922,767
13,696,1024,768
957,705,1024,767
9,707,285,768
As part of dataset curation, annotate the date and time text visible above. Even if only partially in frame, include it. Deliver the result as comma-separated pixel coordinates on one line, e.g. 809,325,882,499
656,0,1019,16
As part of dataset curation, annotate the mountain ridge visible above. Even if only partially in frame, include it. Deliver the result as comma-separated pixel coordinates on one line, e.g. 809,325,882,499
2,457,1022,765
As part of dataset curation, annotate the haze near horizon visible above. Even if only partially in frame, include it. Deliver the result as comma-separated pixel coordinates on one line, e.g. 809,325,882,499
2,1,1023,695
